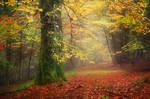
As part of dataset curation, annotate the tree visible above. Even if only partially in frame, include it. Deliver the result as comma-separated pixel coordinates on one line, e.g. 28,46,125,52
35,0,66,85
105,0,150,65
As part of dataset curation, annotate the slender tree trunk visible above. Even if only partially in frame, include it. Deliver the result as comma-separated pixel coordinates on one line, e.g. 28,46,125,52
27,42,34,80
19,31,23,80
64,6,75,67
103,27,113,62
6,40,11,86
69,19,75,66
110,34,118,64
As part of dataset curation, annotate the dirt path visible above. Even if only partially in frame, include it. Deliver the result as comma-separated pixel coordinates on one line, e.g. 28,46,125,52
1,64,150,99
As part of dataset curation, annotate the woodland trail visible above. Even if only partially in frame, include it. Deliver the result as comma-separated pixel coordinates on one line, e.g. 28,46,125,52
1,63,150,99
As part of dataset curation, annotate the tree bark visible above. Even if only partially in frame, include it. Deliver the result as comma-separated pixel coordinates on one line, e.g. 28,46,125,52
27,42,34,80
36,0,66,85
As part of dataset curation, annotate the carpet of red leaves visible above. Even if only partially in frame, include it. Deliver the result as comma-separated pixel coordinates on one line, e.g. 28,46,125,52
1,64,150,99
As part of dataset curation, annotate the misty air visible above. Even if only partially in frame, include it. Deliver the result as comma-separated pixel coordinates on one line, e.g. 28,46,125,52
0,0,150,98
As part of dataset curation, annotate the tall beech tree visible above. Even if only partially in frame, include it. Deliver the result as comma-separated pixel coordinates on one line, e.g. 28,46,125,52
35,0,66,84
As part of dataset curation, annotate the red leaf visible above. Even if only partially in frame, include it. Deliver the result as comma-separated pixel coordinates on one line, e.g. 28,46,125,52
3,43,5,48
0,45,2,51
11,44,13,48
7,44,10,49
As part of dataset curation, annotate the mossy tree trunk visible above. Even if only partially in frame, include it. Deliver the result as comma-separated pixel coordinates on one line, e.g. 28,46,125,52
36,0,66,85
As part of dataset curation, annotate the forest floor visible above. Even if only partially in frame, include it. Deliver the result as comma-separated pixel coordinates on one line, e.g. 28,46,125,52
0,63,150,99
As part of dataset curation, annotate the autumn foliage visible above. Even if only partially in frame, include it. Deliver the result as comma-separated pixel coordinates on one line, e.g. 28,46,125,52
0,43,13,51
0,0,150,98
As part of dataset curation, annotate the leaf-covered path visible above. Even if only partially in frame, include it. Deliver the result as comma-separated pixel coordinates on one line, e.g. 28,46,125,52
1,64,150,99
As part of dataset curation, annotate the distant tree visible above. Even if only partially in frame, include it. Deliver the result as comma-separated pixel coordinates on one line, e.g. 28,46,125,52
105,0,150,64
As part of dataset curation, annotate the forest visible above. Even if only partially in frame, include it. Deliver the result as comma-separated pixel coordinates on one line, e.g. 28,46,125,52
0,0,150,98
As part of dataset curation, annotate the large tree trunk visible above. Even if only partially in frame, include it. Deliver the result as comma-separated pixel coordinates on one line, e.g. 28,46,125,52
36,0,66,85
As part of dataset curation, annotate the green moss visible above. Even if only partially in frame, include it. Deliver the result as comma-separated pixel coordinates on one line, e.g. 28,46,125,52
36,0,66,85
0,80,34,94
65,69,126,76
12,81,34,91
35,52,66,84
